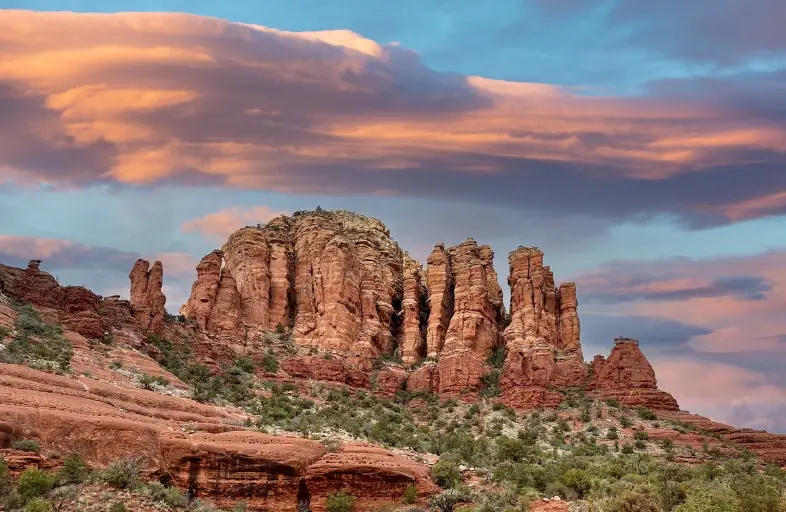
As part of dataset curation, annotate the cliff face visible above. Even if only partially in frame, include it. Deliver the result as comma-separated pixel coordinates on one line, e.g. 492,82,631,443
129,259,167,333
177,209,678,411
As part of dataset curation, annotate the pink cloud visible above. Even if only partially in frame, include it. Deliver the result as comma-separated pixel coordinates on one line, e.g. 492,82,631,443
653,356,786,429
181,206,288,241
574,251,786,355
0,9,784,207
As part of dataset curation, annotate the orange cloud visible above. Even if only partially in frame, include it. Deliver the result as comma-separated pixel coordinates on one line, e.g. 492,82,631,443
181,206,288,240
0,235,73,259
0,9,784,194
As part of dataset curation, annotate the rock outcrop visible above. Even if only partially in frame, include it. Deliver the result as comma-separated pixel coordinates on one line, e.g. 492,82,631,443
400,255,426,365
587,337,679,410
0,363,438,510
0,260,108,339
497,247,587,407
181,212,406,366
129,259,167,332
179,250,224,330
174,210,680,410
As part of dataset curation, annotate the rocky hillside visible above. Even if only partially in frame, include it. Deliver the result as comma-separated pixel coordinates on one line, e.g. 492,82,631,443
1,209,785,512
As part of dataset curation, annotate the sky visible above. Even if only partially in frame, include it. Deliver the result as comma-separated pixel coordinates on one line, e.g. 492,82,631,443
1,0,786,432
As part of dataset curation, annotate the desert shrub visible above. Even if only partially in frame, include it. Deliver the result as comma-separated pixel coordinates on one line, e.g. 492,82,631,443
430,489,465,512
99,456,144,489
57,454,87,484
729,474,786,512
108,502,127,512
605,485,661,512
431,460,461,489
17,469,55,500
0,457,11,496
619,416,633,428
325,490,355,512
23,498,53,512
1,304,73,372
634,431,649,441
674,483,739,512
146,482,187,507
637,407,657,420
260,351,279,373
561,468,591,499
12,439,40,453
402,484,418,504
606,428,619,440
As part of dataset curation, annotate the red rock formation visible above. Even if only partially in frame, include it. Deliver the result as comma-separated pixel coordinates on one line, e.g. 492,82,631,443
0,261,109,339
179,250,223,330
222,227,271,330
424,244,453,358
400,255,425,365
374,366,408,396
266,216,294,330
0,363,437,510
500,247,587,404
207,268,242,335
587,337,679,410
129,259,167,332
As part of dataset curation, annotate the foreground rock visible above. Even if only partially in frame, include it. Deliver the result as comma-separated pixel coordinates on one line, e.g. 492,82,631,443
0,363,437,511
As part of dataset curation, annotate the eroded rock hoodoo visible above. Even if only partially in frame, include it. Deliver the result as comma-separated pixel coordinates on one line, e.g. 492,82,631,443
175,209,678,410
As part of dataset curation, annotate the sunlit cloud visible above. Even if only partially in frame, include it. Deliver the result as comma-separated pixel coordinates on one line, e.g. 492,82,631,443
0,10,785,227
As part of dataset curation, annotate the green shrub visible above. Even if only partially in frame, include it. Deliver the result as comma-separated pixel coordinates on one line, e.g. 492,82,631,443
23,498,53,512
430,489,464,512
674,483,739,512
260,351,279,374
325,490,356,512
637,407,657,420
57,453,88,484
12,439,40,453
561,468,591,498
1,305,73,371
605,485,660,512
634,431,649,441
402,484,418,504
17,469,55,500
431,460,461,489
0,457,11,495
108,502,127,512
146,482,187,507
621,444,635,455
99,456,144,489
619,416,633,428
606,428,619,440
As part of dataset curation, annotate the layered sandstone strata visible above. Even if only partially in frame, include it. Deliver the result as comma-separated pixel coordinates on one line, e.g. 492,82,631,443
587,337,679,410
0,260,108,339
181,211,407,364
496,247,588,406
129,259,167,332
400,255,426,365
433,239,505,395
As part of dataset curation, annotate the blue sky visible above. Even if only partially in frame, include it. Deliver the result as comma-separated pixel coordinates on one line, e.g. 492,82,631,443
1,0,786,431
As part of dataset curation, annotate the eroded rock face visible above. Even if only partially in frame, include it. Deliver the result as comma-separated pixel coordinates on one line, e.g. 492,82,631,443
587,338,680,410
171,209,682,409
129,259,167,332
0,261,109,339
500,247,586,403
424,244,453,358
400,255,426,365
182,212,406,364
179,250,223,330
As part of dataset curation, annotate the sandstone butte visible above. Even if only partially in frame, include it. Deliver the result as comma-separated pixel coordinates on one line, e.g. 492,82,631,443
1,209,785,510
